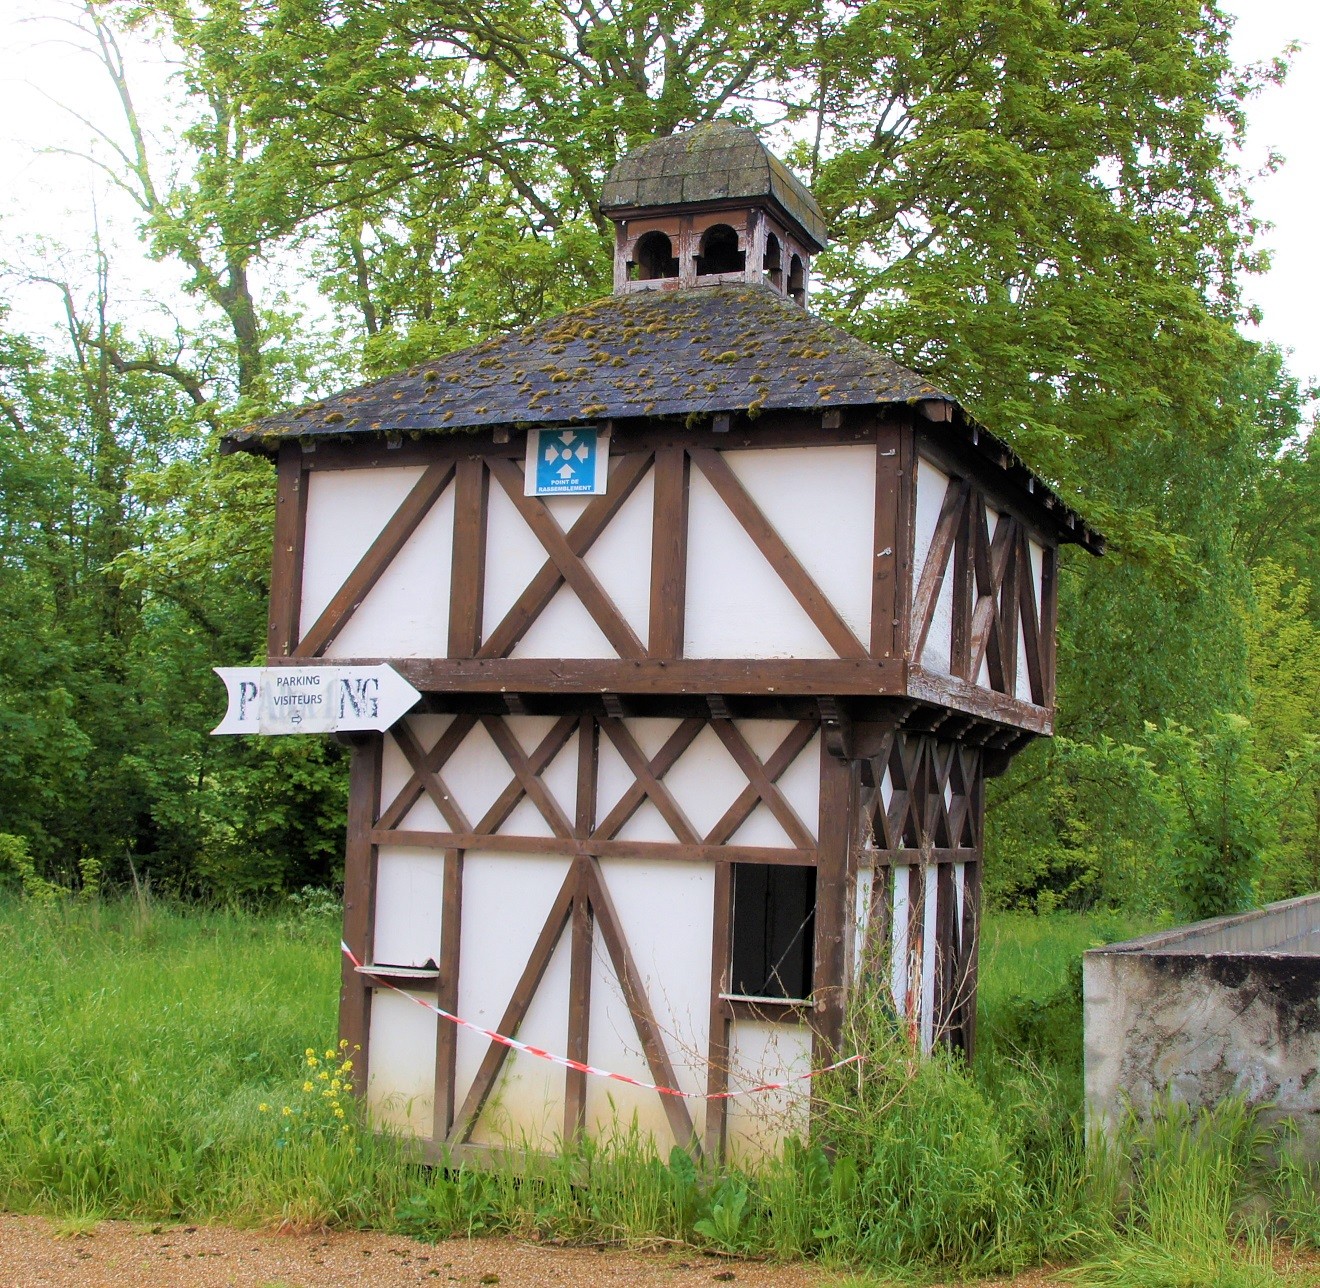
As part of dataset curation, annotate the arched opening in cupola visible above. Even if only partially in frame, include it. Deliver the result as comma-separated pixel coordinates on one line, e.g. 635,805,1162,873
696,224,745,276
763,233,783,290
632,230,679,280
788,254,805,305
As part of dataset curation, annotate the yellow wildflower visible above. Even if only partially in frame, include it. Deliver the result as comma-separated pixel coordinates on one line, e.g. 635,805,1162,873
341,1059,353,1072
331,1079,342,1091
282,1106,292,1116
318,1070,330,1081
307,1057,318,1068
305,1048,315,1057
303,1081,314,1093
343,1083,353,1094
334,1106,345,1118
259,1103,270,1113
340,1039,349,1048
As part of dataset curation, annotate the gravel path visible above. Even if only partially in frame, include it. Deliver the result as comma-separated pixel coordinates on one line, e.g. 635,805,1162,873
0,1216,857,1288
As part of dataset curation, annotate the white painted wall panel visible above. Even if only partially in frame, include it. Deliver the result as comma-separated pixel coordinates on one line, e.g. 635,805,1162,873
595,719,682,829
374,847,445,966
301,466,426,631
661,724,746,839
367,989,437,1138
585,859,712,1146
440,722,516,827
582,467,653,645
921,560,954,675
911,458,950,610
728,804,793,849
920,864,938,1051
468,931,572,1150
325,483,456,658
1017,538,1047,703
722,446,874,644
775,733,821,843
725,1022,812,1164
511,584,616,658
852,867,874,981
381,716,454,823
891,865,910,1015
684,468,834,658
455,854,572,1132
482,476,550,640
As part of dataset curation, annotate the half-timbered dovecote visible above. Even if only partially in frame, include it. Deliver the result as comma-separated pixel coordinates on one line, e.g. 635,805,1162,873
600,120,826,303
227,123,1102,1167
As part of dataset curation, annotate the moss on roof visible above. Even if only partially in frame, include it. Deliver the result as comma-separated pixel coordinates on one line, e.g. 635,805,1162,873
226,284,943,446
600,121,828,250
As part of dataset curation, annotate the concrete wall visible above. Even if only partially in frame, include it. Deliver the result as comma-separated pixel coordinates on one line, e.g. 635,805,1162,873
1085,894,1320,1155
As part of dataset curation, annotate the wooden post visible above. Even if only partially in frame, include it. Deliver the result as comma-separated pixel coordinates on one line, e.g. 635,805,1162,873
267,443,308,658
340,735,383,1089
813,749,855,1061
433,847,463,1140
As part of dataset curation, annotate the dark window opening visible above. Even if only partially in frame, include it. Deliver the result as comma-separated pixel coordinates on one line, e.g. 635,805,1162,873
763,233,783,289
730,864,815,1000
632,230,679,280
787,254,805,305
696,224,745,276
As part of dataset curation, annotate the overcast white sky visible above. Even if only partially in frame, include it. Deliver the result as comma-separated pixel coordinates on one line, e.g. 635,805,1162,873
1,0,1317,395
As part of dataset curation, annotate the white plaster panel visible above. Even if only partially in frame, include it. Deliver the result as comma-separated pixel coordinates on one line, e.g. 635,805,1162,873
367,988,437,1138
725,1021,812,1165
481,477,548,640
955,862,966,937
440,722,515,826
374,847,445,967
921,560,954,675
615,800,680,844
775,732,821,843
301,466,425,631
585,859,713,1147
381,716,454,820
511,583,616,658
496,797,556,839
891,865,910,1015
911,457,950,602
469,930,572,1150
732,719,796,764
1016,617,1032,702
1017,537,1047,703
852,867,874,982
722,446,874,644
728,803,793,849
661,724,746,839
582,466,653,646
540,736,582,825
594,733,633,828
626,717,684,760
506,714,561,756
543,493,592,530
325,482,456,658
454,854,572,1124
920,864,939,1052
684,468,834,658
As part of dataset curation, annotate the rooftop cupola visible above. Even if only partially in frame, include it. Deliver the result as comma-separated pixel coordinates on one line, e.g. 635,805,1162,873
600,120,827,306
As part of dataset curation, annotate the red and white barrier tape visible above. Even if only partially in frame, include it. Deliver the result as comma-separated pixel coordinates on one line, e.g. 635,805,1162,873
343,942,862,1100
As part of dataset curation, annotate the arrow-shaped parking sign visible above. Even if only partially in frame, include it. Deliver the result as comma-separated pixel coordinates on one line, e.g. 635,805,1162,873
212,664,421,735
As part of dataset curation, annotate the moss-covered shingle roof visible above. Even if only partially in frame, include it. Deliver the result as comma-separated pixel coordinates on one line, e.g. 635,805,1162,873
600,121,828,250
226,284,942,444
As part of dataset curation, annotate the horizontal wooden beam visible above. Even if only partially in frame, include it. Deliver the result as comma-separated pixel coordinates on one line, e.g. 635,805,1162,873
265,656,907,697
369,829,817,867
906,666,1052,735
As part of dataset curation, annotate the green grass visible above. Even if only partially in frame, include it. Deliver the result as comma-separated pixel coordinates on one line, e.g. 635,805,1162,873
0,894,1316,1285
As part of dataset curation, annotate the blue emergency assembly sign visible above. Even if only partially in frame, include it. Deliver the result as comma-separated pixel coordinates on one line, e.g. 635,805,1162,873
525,426,610,496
